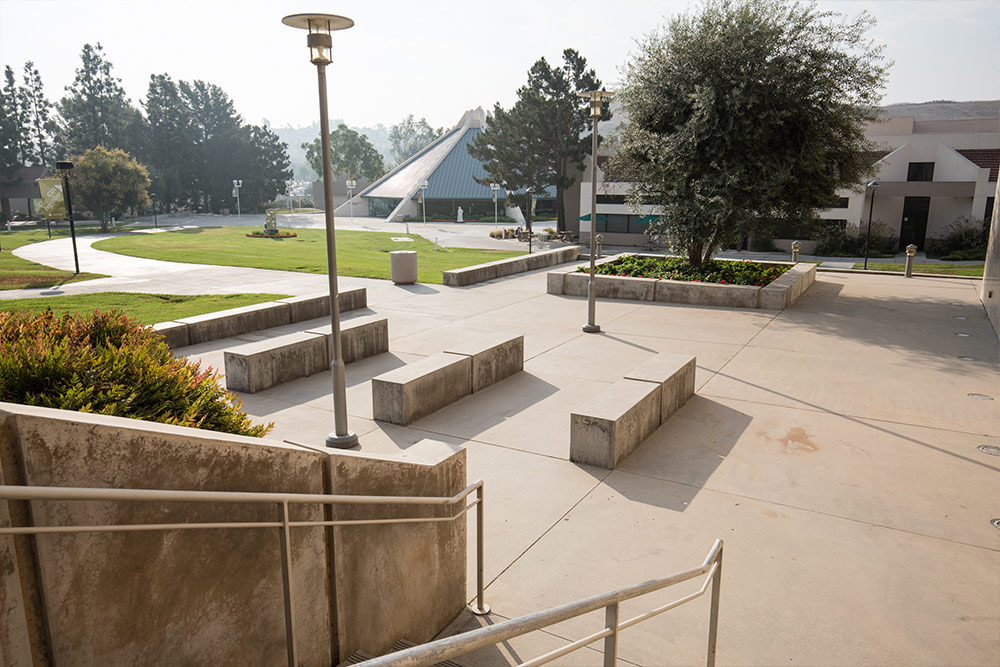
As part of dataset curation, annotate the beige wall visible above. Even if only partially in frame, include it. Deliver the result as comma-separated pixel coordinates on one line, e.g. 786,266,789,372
982,179,1000,337
0,403,468,665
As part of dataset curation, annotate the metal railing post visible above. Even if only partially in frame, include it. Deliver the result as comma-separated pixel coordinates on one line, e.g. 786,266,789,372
707,543,723,667
278,501,298,667
471,483,490,615
603,602,620,667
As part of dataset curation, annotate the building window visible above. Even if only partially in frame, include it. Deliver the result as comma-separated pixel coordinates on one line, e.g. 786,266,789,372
985,197,995,223
605,214,629,233
833,197,850,209
596,194,625,205
906,162,935,182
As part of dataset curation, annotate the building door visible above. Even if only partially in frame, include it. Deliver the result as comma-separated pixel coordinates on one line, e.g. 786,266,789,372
899,197,930,250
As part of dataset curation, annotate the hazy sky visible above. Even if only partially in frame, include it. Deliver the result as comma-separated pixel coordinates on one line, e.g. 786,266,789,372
1,0,998,131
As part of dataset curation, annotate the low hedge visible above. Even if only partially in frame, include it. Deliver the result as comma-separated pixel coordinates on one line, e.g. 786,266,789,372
584,255,790,286
0,309,271,437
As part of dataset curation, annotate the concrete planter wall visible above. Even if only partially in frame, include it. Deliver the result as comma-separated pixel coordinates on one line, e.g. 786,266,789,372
150,288,367,349
547,256,816,310
443,246,581,286
0,402,466,664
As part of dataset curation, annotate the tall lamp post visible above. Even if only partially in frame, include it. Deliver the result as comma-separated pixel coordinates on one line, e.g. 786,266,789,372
490,183,499,228
232,179,242,218
419,180,428,223
864,180,880,270
577,89,613,334
346,179,356,223
283,12,358,449
56,161,80,274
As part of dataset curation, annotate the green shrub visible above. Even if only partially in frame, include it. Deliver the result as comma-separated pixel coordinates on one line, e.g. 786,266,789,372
925,216,988,258
582,255,790,286
815,220,895,257
939,247,987,261
0,310,271,437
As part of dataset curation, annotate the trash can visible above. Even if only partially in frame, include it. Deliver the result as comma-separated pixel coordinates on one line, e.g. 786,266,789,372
390,250,417,284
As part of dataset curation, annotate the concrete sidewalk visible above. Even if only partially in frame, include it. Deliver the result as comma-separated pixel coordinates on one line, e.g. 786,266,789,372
176,266,998,666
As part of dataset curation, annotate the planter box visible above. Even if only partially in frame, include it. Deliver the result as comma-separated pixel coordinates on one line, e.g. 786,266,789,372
547,257,816,310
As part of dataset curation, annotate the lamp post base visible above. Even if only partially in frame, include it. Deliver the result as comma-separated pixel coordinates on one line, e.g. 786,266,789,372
325,431,359,449
582,323,601,333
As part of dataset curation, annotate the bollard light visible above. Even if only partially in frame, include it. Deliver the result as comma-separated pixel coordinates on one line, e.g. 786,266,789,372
864,180,880,270
791,240,800,263
905,243,917,278
283,12,358,449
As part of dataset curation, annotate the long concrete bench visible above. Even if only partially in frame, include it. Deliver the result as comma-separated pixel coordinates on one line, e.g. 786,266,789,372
371,334,524,425
152,288,367,348
224,314,388,393
443,246,580,287
570,353,696,469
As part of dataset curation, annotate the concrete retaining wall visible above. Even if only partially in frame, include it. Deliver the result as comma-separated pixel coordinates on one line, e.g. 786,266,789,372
443,246,581,286
151,288,367,349
0,402,468,665
547,258,816,310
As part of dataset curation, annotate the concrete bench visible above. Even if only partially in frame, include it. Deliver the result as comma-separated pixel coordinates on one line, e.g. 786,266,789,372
371,334,524,425
443,334,523,392
155,288,367,348
224,315,388,393
372,353,472,425
570,352,697,469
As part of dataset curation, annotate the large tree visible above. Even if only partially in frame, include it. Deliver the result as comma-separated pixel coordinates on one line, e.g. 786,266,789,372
303,124,385,182
144,74,199,208
20,62,55,167
469,49,607,232
0,69,23,185
468,91,553,229
70,146,151,231
388,115,443,165
54,44,141,157
610,0,888,267
1,67,27,167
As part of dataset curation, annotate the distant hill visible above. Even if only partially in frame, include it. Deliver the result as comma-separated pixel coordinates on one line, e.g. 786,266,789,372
880,100,999,121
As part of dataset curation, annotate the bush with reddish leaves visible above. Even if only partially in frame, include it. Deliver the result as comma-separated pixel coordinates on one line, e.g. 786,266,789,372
0,309,271,437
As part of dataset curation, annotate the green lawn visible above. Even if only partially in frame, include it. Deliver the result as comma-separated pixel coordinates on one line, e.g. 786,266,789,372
0,292,288,325
854,262,984,277
1,227,107,290
94,227,525,284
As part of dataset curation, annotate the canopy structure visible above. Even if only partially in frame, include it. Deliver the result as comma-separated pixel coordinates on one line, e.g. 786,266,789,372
352,108,554,222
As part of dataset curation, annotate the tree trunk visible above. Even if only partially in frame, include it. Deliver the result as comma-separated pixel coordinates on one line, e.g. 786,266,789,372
555,184,565,233
687,242,703,268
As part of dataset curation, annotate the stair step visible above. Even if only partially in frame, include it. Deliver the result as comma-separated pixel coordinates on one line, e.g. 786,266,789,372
340,639,467,667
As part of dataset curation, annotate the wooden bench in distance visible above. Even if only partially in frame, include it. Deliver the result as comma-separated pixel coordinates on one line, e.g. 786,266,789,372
570,352,697,469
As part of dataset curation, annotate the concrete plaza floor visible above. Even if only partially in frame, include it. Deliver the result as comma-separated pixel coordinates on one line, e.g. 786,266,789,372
4,217,998,664
171,265,999,666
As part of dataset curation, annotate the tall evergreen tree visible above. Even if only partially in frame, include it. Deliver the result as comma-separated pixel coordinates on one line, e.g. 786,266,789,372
243,124,292,210
468,91,553,229
388,115,443,165
20,62,55,167
144,74,199,209
180,80,245,212
303,124,385,181
0,76,21,185
2,67,26,166
54,43,139,157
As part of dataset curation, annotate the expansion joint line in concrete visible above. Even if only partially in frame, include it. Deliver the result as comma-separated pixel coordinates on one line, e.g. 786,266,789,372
613,468,1000,554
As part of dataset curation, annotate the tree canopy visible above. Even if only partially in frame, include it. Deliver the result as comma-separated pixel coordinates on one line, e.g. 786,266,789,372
303,124,385,181
610,0,889,266
388,115,443,165
70,146,151,231
469,49,607,231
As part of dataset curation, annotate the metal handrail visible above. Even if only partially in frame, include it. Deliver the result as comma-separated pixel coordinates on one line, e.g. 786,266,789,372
360,539,724,667
0,480,489,667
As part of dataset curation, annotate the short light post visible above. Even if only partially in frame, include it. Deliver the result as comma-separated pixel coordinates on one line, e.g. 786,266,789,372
346,179,356,223
791,240,800,263
904,243,917,278
577,89,613,334
864,180,879,270
490,183,499,228
419,180,428,223
283,12,358,450
232,179,243,218
56,160,80,274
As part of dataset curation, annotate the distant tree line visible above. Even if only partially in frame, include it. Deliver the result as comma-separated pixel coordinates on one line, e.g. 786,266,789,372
0,43,291,215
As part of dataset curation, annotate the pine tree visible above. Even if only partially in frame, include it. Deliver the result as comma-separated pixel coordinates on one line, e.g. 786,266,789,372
20,61,55,167
144,74,199,209
2,67,26,166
